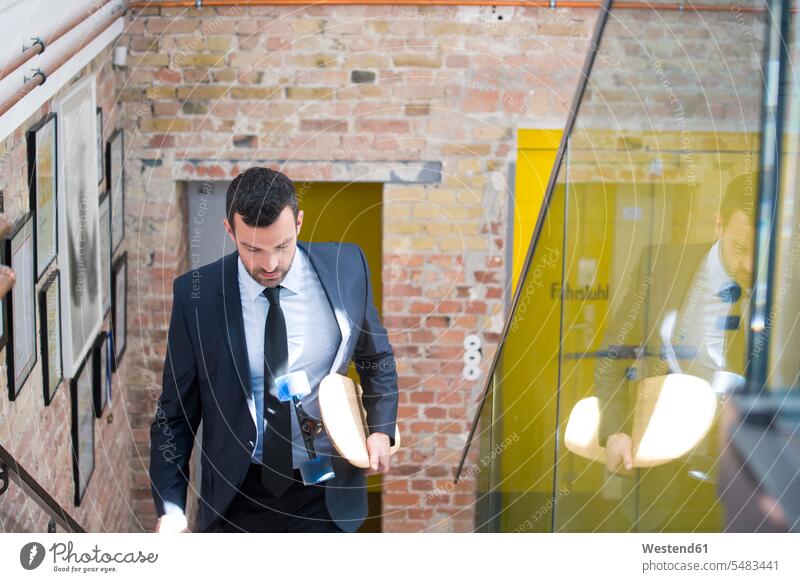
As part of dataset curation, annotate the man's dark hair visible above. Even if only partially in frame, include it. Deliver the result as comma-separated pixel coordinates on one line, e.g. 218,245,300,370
225,167,299,230
721,172,757,225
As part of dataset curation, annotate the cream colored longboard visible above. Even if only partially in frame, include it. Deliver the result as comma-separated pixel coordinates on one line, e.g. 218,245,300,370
564,374,717,467
319,374,401,469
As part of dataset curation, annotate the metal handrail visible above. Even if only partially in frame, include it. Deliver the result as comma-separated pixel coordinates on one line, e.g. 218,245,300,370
453,0,615,482
0,443,85,533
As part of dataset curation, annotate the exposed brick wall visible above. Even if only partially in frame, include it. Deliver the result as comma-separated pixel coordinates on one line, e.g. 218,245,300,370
0,47,132,533
119,3,597,533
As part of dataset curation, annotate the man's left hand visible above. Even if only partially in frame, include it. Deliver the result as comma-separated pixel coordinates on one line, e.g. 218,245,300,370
364,432,391,476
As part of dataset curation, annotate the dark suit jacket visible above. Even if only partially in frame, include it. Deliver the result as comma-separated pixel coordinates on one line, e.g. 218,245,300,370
149,240,399,532
595,242,713,446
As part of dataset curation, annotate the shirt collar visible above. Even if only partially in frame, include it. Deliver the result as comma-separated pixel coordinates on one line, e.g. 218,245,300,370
279,245,305,295
707,239,748,298
237,245,305,301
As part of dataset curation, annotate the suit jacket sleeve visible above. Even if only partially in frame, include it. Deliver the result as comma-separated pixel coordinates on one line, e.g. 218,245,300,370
352,245,399,447
149,278,201,517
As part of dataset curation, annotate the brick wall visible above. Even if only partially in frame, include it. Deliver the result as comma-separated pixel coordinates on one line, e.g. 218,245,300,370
0,47,132,533
120,3,597,533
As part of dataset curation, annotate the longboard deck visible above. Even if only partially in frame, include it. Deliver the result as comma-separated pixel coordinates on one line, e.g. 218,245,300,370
319,374,401,469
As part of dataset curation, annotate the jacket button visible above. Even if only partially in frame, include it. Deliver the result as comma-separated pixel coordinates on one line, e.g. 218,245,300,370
248,441,254,448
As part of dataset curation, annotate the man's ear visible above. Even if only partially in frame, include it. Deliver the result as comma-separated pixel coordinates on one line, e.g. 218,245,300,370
713,212,724,239
223,218,236,245
296,209,304,236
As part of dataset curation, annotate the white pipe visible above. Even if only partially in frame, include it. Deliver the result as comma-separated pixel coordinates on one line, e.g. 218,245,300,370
0,0,124,142
0,18,124,142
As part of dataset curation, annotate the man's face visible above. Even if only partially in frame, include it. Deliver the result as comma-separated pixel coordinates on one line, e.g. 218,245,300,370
718,209,754,286
223,206,304,287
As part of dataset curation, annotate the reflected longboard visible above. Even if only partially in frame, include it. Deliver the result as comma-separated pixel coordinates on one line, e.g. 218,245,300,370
564,374,718,467
319,374,401,469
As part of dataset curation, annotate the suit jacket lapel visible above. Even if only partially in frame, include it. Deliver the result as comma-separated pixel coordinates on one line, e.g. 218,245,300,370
297,240,353,374
217,250,253,399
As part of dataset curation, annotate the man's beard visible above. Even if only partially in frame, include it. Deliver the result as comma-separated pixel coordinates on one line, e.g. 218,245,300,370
246,248,295,287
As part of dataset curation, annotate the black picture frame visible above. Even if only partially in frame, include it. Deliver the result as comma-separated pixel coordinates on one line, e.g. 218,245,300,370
0,234,7,354
5,213,37,400
99,190,111,316
39,269,62,406
92,330,109,417
111,252,127,371
106,128,124,253
104,328,113,406
27,112,58,282
96,108,104,186
70,350,95,506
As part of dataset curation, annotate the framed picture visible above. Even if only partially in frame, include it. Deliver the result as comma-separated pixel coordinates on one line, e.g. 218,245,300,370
99,190,111,316
5,213,37,400
39,269,62,405
96,108,104,186
104,330,113,406
70,350,95,506
111,252,127,371
54,75,103,379
0,238,8,354
106,128,124,253
27,113,58,281
92,330,110,417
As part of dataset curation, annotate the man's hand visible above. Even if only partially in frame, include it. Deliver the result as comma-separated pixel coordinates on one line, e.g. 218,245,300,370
363,432,391,476
604,432,634,474
155,514,191,533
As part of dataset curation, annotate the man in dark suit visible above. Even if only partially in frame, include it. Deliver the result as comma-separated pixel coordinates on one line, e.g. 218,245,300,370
597,174,754,468
593,173,754,531
149,167,399,533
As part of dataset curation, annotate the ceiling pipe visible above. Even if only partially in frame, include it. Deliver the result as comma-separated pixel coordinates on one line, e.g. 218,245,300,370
0,6,124,118
126,0,769,14
0,0,113,82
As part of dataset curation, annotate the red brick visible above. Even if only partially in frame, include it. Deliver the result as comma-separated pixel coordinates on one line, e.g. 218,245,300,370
356,119,410,133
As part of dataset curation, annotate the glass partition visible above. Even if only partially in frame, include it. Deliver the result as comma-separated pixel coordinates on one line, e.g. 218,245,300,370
468,0,771,532
768,0,800,393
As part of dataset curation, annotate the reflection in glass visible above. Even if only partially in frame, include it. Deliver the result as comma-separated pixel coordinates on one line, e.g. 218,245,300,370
768,0,800,393
471,3,768,532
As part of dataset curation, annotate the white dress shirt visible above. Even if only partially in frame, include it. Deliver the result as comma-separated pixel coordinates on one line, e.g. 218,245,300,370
663,240,750,382
237,245,342,467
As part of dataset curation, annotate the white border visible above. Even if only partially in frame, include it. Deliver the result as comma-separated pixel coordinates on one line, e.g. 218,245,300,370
53,74,102,379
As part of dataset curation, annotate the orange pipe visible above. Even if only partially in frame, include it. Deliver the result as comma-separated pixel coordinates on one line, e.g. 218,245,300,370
127,1,768,14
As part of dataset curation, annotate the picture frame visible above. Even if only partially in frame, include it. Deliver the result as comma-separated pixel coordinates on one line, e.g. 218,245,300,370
70,350,95,506
96,108,104,186
106,128,124,253
5,212,37,400
27,112,58,282
111,252,127,371
39,269,62,406
104,327,114,403
104,329,113,406
99,190,111,316
54,75,103,379
92,330,110,417
0,237,8,354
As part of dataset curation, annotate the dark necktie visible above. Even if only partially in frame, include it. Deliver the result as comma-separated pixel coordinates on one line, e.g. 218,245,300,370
261,285,293,496
717,281,747,375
